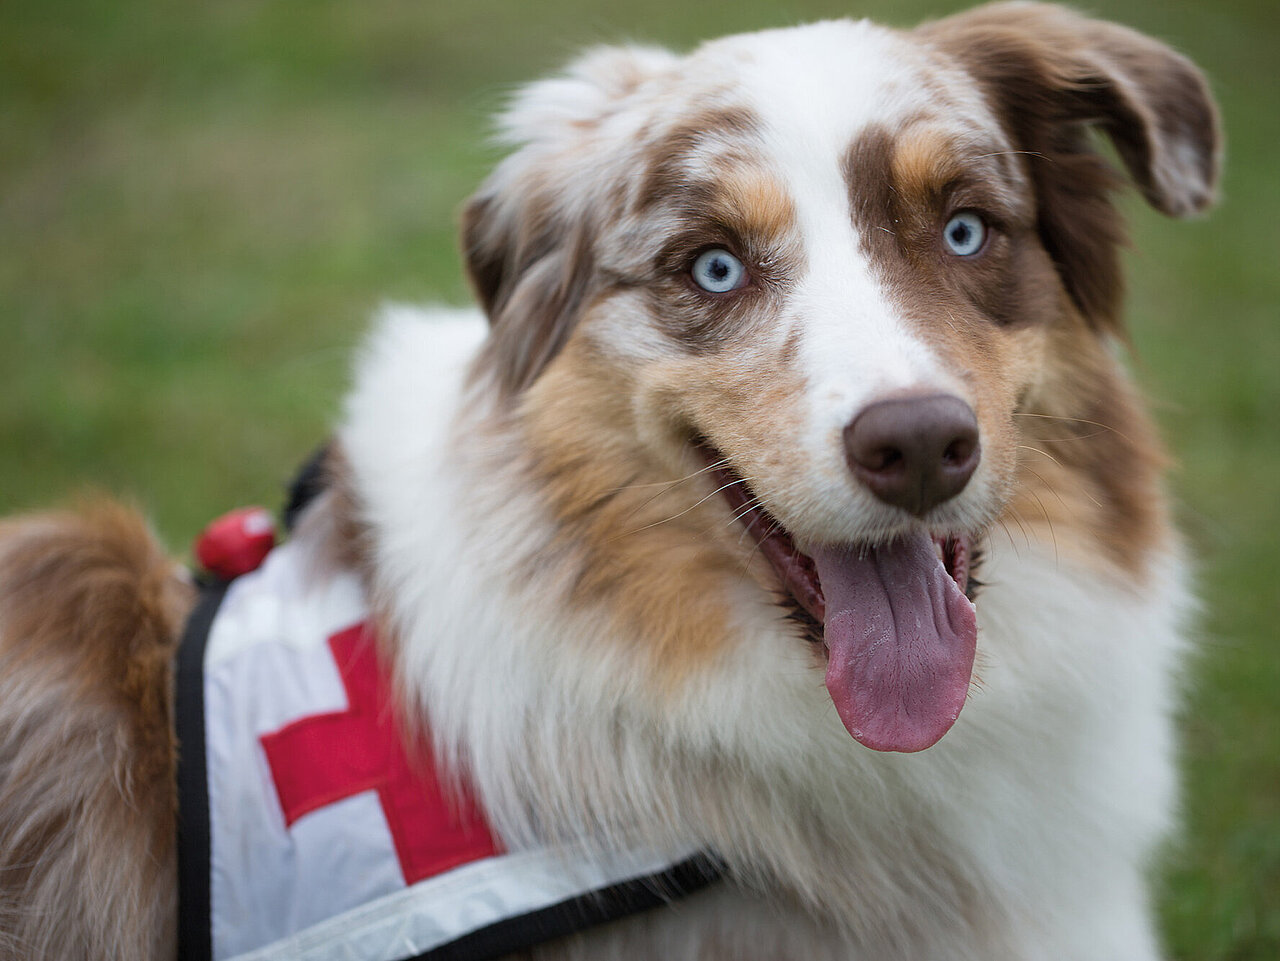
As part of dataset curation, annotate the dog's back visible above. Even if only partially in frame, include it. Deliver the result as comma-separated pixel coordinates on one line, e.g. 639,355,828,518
0,503,190,960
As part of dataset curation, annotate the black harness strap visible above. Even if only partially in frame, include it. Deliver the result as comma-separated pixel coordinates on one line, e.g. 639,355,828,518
415,853,725,961
282,443,332,533
174,580,227,961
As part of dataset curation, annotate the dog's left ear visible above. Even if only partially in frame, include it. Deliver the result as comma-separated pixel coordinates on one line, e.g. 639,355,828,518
918,2,1222,329
463,46,677,396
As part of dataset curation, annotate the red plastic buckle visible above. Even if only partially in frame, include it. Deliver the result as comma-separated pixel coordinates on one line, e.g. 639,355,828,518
195,506,277,580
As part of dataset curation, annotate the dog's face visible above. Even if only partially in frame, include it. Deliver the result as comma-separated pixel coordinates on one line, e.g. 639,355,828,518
461,3,1219,752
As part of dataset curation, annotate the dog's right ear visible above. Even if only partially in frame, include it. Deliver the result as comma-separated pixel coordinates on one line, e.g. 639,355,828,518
463,47,676,396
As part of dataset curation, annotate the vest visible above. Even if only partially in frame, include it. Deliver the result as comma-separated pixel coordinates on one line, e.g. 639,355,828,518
175,532,721,961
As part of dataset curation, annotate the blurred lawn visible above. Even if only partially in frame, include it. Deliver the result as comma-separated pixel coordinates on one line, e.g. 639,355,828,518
1,1,1276,957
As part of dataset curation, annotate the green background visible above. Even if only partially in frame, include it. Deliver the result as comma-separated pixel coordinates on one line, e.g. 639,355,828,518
1,1,1275,956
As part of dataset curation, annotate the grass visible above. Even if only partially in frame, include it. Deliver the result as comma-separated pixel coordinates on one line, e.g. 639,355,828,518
2,1,1276,956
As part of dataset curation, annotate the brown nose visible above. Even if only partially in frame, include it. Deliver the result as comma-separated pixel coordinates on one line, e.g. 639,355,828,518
843,394,981,516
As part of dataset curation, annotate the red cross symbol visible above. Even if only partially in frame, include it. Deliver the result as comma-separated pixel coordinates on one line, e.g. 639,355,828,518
259,623,500,885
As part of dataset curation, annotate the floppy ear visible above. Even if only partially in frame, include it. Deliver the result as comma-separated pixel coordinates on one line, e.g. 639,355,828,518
918,2,1222,330
463,46,676,395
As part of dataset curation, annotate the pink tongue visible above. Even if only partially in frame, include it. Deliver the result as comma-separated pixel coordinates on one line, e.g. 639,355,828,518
813,533,977,753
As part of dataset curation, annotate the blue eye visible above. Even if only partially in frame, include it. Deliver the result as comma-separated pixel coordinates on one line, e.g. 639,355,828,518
691,248,748,293
943,211,987,257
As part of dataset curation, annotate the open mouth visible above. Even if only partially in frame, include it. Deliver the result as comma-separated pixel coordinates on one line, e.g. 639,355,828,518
704,448,980,754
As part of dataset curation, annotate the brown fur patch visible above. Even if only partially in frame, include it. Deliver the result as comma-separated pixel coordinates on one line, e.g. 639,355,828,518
711,169,797,248
845,122,1040,323
0,500,193,960
889,126,966,208
648,170,798,269
464,182,602,397
502,315,815,685
634,104,761,214
1009,321,1171,576
514,338,748,681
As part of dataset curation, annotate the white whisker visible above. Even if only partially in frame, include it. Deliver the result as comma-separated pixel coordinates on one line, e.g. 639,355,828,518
610,474,753,541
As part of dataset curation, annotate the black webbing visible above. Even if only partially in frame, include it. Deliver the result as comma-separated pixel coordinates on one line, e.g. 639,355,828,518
174,580,227,961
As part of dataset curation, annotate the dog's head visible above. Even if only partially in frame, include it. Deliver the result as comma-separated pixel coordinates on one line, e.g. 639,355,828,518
460,3,1219,752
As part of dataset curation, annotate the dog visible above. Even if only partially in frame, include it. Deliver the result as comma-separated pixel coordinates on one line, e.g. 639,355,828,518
0,3,1220,959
